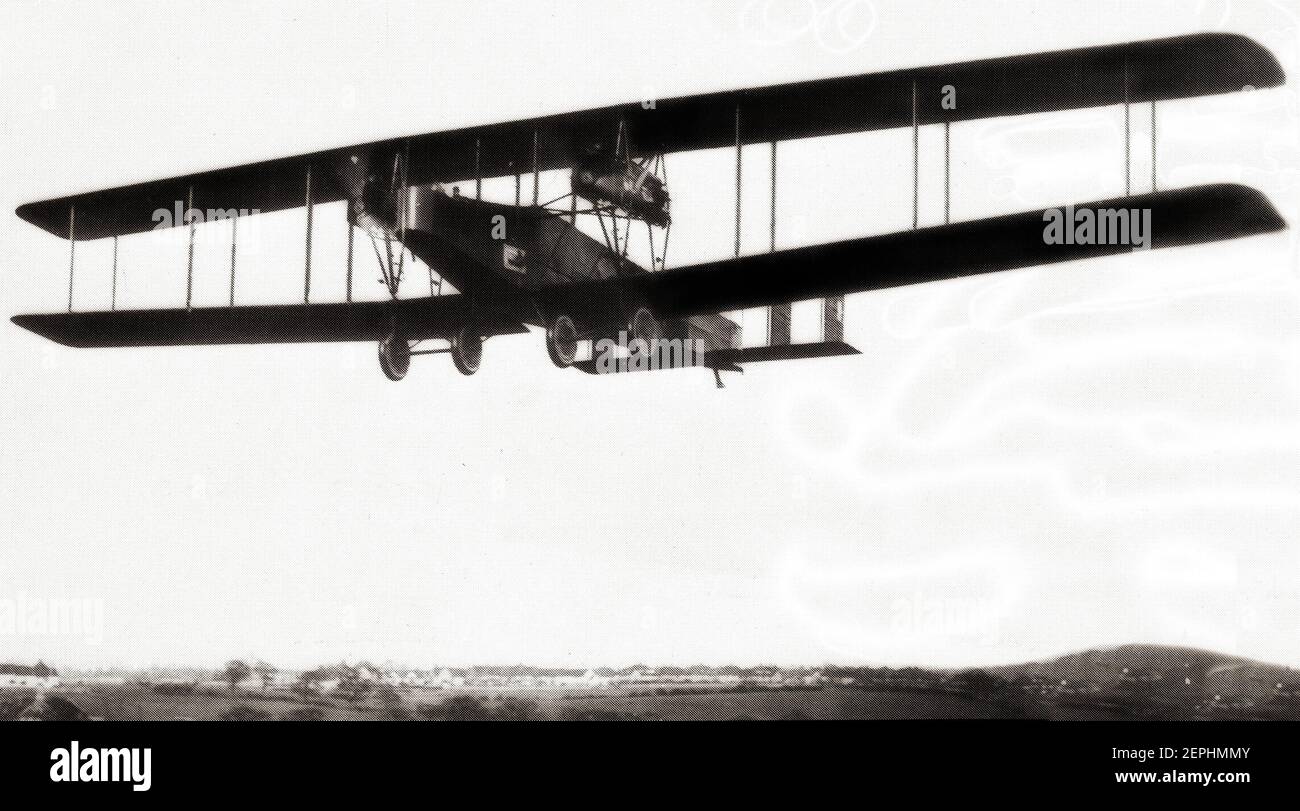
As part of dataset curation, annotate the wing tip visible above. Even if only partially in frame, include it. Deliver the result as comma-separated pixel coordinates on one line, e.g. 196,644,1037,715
1213,32,1287,89
15,201,49,231
1138,32,1286,90
1126,183,1287,238
1215,182,1288,235
11,313,81,347
14,201,78,240
11,313,41,332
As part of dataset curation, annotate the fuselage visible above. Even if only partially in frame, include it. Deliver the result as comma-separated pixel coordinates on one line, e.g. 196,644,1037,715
400,185,739,352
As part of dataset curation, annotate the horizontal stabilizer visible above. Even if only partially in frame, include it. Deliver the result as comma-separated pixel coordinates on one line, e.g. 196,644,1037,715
716,341,862,365
572,340,859,375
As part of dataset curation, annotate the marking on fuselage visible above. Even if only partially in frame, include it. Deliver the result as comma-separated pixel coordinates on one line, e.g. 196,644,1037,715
503,244,527,273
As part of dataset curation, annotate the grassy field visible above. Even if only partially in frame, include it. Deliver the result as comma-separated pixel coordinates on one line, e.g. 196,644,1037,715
51,683,390,721
12,644,1294,720
0,682,1143,721
551,687,1040,720
11,681,1293,720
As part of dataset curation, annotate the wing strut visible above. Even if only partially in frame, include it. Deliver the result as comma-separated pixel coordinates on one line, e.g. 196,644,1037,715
303,166,314,303
768,141,777,253
344,218,353,303
733,104,742,259
229,214,238,306
532,129,540,206
1124,59,1131,194
110,235,118,311
66,206,75,312
726,103,745,384
912,81,919,229
185,185,196,310
768,141,791,347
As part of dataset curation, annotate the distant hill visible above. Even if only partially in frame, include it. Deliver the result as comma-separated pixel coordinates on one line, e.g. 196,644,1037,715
996,644,1239,680
992,644,1300,702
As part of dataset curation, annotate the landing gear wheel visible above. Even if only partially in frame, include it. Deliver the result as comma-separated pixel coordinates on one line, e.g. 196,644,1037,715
546,314,580,368
629,306,662,350
451,325,482,376
378,333,410,381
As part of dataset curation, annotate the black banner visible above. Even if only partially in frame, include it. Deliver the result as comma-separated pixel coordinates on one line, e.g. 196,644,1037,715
0,720,1289,799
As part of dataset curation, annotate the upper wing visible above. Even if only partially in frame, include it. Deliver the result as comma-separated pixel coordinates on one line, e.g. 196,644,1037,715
16,33,1283,241
544,184,1286,320
10,294,527,349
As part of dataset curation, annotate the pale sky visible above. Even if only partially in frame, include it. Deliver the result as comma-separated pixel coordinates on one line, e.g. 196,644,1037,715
1,1,1297,671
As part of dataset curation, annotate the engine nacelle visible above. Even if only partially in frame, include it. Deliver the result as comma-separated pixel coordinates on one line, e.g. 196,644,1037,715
571,148,670,227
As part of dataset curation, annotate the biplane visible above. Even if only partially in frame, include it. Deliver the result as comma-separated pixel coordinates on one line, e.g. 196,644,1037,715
11,33,1287,385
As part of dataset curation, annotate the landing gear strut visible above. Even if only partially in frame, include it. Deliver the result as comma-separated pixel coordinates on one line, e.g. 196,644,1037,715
378,326,483,380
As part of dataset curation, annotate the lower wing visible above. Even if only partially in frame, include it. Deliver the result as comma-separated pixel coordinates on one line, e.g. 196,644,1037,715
546,183,1285,320
11,294,527,349
12,184,1284,349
